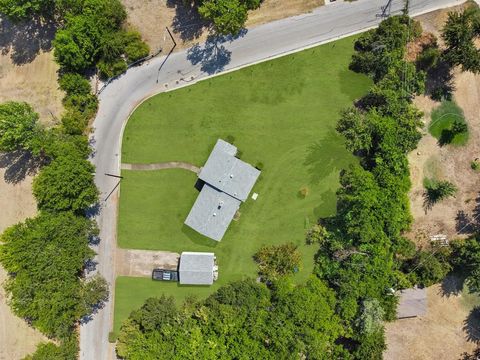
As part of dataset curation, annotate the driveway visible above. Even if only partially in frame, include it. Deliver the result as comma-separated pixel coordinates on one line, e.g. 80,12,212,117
115,249,179,277
81,1,468,359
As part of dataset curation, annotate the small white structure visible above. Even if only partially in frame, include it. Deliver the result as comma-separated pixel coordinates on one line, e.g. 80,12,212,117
251,192,258,200
179,252,218,285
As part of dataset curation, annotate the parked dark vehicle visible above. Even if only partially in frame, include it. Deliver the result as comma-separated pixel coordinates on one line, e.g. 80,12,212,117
152,269,179,281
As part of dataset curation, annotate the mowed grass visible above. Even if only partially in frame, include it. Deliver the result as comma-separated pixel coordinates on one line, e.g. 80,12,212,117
429,101,468,146
115,36,371,333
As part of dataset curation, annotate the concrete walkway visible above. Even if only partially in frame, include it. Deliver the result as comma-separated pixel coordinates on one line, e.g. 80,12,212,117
115,249,179,277
121,162,200,173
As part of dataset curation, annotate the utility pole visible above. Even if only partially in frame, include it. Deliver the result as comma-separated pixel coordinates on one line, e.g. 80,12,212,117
376,0,393,18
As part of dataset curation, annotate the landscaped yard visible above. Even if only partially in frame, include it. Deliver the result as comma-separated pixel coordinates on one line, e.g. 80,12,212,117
115,35,371,334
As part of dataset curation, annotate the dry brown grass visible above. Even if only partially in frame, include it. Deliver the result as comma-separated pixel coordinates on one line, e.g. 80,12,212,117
121,0,324,51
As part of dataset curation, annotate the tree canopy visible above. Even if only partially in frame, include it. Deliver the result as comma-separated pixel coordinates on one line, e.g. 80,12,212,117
0,101,42,152
442,7,480,73
0,212,100,338
32,152,98,213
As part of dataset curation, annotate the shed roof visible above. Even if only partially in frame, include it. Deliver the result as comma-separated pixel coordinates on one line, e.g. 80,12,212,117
397,287,427,319
179,252,215,285
184,184,240,241
198,139,260,202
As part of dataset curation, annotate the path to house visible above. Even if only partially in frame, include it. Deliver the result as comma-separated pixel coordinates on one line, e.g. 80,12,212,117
115,249,179,277
83,1,468,359
121,162,200,173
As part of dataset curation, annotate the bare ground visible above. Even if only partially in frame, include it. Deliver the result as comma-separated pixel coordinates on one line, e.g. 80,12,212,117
385,278,479,360
0,16,64,125
121,0,324,52
115,248,179,277
407,5,480,244
0,168,46,360
385,6,480,360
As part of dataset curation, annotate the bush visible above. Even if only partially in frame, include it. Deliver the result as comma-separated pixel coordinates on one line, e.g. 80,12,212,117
63,93,98,120
98,58,128,79
306,224,329,245
416,45,441,71
254,243,301,280
471,160,480,171
124,30,150,62
59,73,92,96
61,109,89,135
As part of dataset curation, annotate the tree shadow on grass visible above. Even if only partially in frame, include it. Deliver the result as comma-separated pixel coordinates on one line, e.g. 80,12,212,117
0,15,56,65
166,0,208,42
303,129,353,186
0,150,45,184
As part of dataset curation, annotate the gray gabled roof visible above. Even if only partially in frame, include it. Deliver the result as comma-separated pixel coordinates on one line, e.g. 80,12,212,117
397,287,427,319
198,139,260,202
179,252,215,285
184,184,240,241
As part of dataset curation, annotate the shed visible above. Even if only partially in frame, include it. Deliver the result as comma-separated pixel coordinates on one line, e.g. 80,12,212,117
397,287,427,319
178,252,216,285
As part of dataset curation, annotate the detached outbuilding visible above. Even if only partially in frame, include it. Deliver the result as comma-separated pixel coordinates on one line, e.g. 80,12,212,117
178,252,218,285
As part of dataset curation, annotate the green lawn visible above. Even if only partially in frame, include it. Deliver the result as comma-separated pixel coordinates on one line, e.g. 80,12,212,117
115,36,371,334
429,100,468,146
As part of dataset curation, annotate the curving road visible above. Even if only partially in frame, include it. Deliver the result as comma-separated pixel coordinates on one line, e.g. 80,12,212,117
81,0,466,359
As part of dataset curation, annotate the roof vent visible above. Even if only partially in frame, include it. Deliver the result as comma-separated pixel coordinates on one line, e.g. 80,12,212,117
230,174,234,178
213,212,217,217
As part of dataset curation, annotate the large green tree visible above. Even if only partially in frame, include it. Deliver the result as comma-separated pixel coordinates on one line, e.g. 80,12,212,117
0,101,41,152
442,7,480,73
32,153,98,213
0,212,98,338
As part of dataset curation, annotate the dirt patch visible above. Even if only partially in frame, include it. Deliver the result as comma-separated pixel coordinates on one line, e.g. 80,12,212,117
122,0,324,51
384,277,479,360
116,248,179,277
0,16,64,125
0,167,46,360
406,6,480,245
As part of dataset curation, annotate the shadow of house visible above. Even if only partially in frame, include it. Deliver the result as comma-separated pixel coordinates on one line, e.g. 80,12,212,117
0,151,45,184
0,15,56,65
166,0,208,42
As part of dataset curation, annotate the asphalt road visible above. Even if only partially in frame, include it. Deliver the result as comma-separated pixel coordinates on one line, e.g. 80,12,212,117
80,0,466,359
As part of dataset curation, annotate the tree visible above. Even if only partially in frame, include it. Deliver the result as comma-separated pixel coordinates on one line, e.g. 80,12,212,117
336,107,372,154
0,212,97,338
0,101,42,152
32,153,99,213
129,296,178,332
254,243,301,280
404,249,452,287
423,178,457,209
124,30,150,62
59,73,92,96
0,0,55,20
199,0,248,36
78,275,109,317
450,237,480,294
24,336,78,360
442,8,480,73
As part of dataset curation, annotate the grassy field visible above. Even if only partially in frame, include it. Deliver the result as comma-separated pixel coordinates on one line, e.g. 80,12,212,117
115,35,371,334
429,101,468,146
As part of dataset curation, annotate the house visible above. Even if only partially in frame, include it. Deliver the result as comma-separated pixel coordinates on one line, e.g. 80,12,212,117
178,252,218,285
185,139,260,241
396,287,427,319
